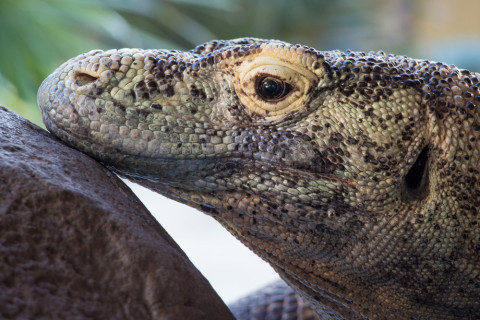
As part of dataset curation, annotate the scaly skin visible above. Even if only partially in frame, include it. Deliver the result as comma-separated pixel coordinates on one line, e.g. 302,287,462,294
229,280,319,320
38,38,480,319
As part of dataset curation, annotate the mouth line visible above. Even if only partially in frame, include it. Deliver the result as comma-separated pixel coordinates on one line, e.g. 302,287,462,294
44,89,353,189
110,152,353,188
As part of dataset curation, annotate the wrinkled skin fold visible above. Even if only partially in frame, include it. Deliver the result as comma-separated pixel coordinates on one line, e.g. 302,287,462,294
38,38,480,319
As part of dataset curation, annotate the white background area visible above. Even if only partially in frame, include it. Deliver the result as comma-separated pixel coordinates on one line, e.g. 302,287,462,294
125,181,280,304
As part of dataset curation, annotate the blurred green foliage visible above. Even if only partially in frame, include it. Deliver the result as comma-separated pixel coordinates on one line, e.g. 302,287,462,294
1,0,479,125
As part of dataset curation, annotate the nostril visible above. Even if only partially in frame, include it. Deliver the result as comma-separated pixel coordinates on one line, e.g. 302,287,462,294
74,72,98,86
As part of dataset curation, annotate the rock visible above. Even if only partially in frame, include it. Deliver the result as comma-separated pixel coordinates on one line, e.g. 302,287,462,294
0,106,235,320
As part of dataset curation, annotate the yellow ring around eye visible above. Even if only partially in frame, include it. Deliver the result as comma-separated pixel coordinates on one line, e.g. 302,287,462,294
235,57,317,120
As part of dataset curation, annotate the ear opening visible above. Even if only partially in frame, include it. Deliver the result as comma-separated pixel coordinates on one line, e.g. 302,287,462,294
402,146,429,201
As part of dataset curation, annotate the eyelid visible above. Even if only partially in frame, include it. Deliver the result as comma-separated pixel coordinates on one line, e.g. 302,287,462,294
235,56,317,121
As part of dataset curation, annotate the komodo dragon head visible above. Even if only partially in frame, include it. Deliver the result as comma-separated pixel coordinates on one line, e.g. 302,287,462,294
38,38,480,319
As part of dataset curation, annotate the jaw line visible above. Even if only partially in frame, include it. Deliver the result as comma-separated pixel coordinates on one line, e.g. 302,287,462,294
44,109,354,192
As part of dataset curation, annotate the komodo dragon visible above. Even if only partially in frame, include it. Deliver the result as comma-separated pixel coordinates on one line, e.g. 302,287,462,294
37,38,480,319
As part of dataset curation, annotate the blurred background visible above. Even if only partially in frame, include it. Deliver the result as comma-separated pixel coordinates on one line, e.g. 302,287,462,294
1,0,479,303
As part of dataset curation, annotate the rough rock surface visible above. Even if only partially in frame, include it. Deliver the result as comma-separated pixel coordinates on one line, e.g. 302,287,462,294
0,106,235,320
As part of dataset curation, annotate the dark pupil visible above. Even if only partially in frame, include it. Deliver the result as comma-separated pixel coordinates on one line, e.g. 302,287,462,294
260,78,285,99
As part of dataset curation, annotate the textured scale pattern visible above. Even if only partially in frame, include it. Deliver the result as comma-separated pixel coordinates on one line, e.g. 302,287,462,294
38,38,480,319
229,281,319,320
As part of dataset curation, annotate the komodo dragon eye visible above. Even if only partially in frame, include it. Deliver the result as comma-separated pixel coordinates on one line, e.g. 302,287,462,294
256,76,293,100
235,56,318,121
